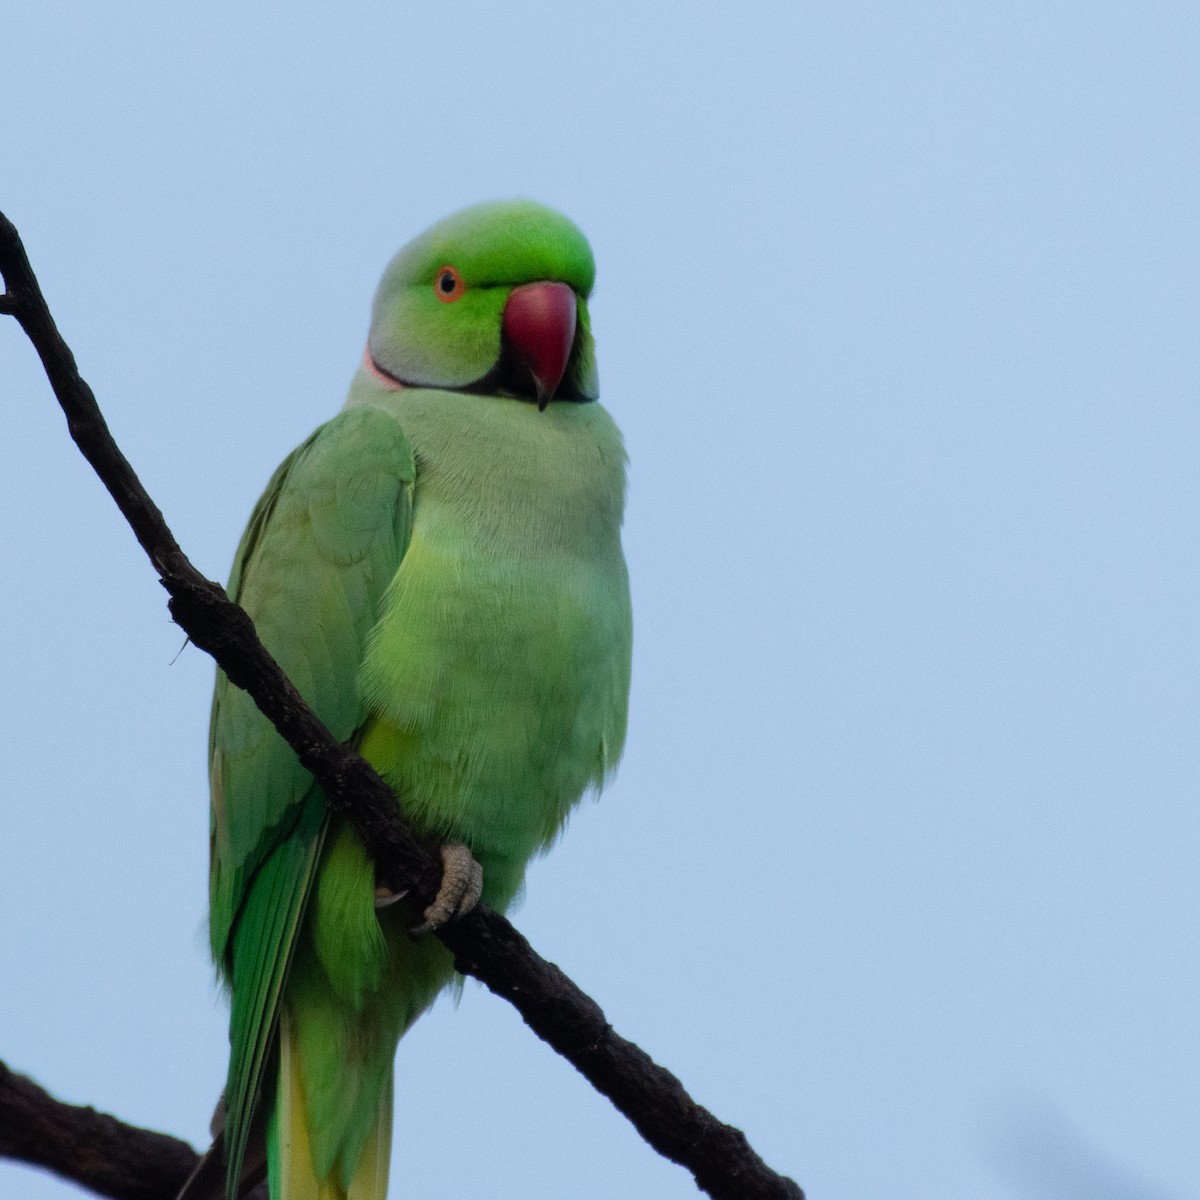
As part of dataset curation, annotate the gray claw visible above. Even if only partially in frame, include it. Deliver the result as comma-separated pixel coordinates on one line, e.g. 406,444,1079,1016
374,884,410,910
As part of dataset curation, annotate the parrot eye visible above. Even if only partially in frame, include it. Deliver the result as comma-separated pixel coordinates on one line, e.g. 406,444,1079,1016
435,266,465,303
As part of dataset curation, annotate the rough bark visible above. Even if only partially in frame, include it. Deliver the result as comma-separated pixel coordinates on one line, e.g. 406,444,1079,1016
0,1061,199,1200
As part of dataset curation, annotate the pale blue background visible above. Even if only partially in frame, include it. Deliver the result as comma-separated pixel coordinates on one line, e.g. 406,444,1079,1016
1,4,1197,1198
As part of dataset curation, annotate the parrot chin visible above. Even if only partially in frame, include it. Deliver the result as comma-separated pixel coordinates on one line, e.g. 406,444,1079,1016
362,347,405,390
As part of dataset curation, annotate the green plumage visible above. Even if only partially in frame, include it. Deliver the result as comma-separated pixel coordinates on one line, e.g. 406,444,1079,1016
207,201,631,1200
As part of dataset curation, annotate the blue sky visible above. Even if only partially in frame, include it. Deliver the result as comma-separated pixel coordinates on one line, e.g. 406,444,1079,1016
1,4,1197,1198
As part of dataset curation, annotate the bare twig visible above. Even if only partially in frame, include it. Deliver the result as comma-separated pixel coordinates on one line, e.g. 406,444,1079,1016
0,211,803,1200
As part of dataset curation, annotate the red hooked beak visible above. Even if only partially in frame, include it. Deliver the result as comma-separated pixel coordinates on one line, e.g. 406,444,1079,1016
501,281,577,411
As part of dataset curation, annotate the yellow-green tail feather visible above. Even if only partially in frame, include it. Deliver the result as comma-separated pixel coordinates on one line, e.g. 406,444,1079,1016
270,1010,394,1200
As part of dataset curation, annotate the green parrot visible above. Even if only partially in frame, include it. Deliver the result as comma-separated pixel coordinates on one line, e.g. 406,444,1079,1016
196,200,632,1200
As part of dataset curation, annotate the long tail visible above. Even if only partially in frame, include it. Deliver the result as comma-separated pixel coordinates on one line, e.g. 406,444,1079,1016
269,1011,393,1200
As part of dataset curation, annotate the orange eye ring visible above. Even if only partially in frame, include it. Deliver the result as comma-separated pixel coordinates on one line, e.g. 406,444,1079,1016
434,265,465,303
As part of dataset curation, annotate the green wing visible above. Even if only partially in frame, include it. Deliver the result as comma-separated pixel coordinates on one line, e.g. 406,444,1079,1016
208,403,415,1194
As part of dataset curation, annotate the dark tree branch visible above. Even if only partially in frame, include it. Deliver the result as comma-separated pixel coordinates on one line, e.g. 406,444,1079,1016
0,1062,270,1200
0,211,802,1200
0,1060,199,1200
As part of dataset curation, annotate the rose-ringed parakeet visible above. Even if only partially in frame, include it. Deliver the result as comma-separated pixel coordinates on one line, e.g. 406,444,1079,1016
199,201,632,1200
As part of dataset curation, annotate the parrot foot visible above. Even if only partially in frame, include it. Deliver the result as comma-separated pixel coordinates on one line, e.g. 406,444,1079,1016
410,843,483,935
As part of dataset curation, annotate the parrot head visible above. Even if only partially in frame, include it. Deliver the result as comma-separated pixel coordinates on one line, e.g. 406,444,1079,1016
366,200,598,410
